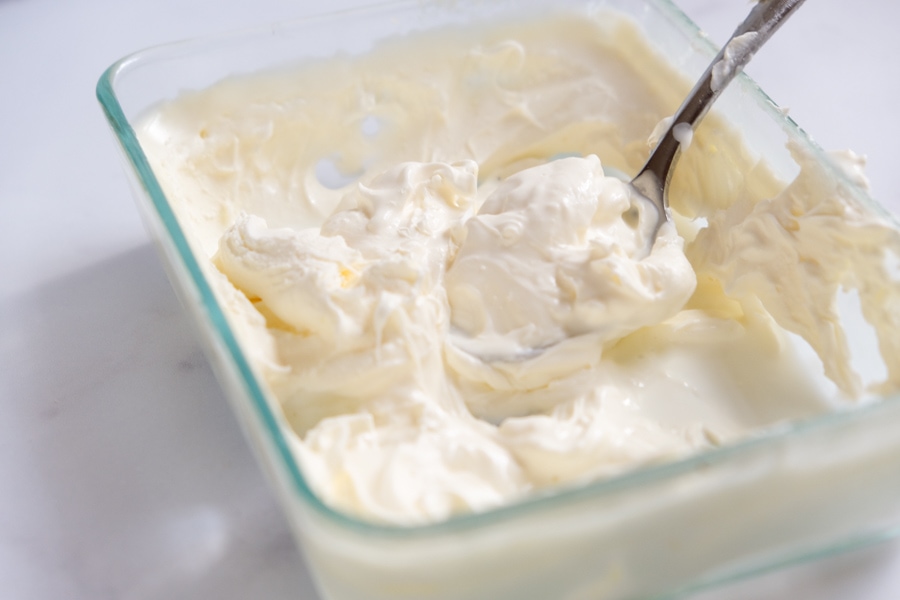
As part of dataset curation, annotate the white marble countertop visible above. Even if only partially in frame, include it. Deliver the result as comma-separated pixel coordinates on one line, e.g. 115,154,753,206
2,0,900,598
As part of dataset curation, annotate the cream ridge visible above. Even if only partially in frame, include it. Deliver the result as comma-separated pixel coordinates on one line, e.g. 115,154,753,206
138,9,900,525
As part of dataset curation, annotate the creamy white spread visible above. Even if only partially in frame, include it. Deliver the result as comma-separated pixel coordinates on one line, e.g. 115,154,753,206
139,11,900,525
445,155,695,367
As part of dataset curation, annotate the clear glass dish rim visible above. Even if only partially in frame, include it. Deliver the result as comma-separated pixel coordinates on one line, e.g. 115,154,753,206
96,0,900,540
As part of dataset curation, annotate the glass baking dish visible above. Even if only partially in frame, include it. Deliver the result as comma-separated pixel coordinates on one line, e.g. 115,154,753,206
97,0,900,598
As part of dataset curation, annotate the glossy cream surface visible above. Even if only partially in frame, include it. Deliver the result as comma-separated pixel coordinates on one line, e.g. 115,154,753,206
139,10,900,525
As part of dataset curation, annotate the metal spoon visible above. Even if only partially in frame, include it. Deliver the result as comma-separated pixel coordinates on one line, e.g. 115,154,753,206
450,0,806,365
632,0,806,238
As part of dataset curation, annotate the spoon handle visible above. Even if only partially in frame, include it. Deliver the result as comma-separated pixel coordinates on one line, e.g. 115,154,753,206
632,0,806,219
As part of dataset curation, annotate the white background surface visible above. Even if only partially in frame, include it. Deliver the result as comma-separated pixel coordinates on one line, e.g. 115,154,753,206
3,0,900,598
